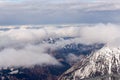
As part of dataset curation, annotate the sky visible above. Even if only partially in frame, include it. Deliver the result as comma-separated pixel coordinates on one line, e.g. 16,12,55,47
0,0,120,25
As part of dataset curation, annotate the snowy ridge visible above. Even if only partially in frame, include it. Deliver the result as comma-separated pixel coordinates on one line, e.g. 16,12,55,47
59,46,120,80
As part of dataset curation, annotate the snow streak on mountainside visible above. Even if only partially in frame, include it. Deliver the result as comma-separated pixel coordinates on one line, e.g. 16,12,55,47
59,46,120,80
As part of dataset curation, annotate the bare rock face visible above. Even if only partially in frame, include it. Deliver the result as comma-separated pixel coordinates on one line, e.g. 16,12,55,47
59,46,120,80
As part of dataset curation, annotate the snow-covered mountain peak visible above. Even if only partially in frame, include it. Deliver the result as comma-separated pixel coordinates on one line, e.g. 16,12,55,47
59,46,120,80
90,47,120,63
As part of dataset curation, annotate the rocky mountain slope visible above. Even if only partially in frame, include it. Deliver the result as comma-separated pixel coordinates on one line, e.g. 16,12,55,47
59,46,120,80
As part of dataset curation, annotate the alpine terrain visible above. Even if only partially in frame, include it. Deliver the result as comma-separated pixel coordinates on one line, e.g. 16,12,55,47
59,46,120,80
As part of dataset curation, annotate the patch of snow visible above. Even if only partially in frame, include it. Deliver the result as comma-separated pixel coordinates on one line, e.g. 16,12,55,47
9,70,19,74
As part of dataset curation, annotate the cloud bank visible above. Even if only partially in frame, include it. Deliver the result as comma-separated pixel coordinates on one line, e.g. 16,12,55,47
0,47,59,67
0,23,120,67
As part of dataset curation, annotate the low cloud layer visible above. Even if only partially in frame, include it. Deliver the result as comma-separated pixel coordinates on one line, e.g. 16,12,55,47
0,23,120,67
0,47,59,67
79,24,120,45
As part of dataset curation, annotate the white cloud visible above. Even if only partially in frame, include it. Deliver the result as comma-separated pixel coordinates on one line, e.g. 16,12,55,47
0,24,120,67
79,23,120,44
0,47,59,68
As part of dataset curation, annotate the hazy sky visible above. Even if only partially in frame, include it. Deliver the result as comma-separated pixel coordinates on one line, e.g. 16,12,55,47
0,0,120,25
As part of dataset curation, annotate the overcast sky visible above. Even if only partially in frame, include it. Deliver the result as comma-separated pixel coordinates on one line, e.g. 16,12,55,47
0,0,120,25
